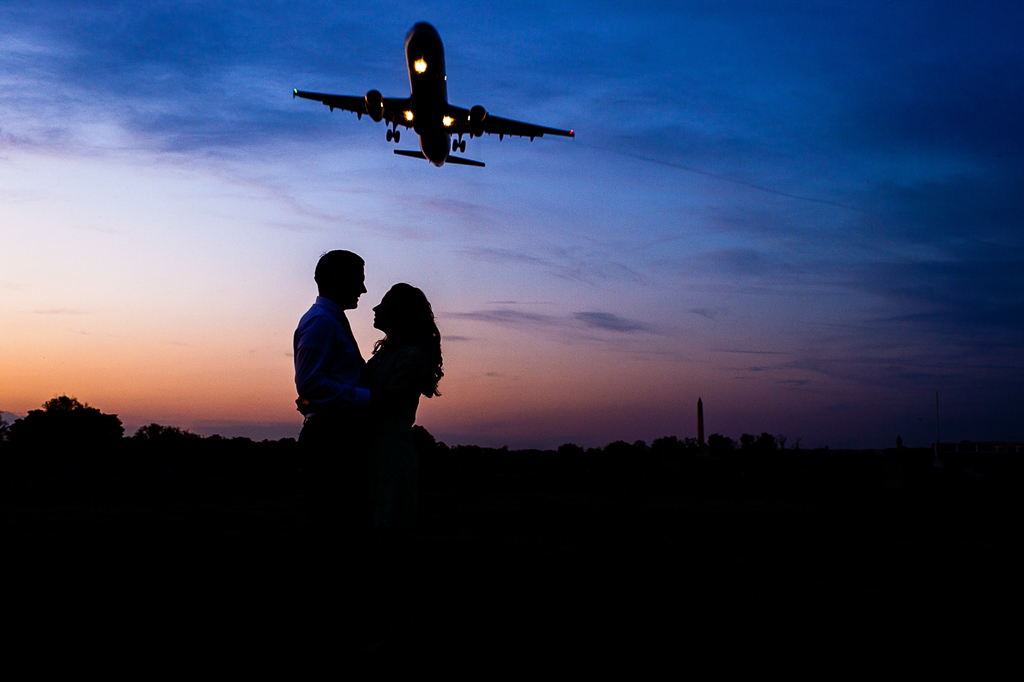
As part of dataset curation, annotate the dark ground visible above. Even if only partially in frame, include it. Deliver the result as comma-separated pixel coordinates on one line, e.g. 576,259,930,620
5,460,1018,668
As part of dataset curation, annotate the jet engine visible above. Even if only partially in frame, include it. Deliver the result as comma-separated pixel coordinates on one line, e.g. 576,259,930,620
469,105,487,137
365,90,384,122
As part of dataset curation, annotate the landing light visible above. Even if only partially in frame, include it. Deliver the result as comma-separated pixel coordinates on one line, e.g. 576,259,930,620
442,116,453,127
414,59,427,73
404,110,414,121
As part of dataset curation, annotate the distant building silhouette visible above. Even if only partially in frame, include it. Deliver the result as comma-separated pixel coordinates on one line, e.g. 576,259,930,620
697,398,705,445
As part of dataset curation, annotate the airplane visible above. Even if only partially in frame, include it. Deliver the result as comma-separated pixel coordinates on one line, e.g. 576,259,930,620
293,22,574,168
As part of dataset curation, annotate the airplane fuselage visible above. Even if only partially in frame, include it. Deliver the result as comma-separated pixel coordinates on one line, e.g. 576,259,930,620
405,23,451,166
293,23,573,167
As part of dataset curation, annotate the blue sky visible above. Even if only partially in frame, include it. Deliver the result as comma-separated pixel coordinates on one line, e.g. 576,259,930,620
1,1,1021,447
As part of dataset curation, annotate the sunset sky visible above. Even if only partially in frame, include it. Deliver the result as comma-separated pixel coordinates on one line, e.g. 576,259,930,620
2,1,1021,448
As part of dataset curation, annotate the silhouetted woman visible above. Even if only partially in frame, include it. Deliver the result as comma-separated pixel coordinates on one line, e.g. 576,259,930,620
363,283,443,649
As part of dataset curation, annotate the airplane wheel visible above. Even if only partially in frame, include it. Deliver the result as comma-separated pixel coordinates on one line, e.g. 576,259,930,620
394,130,400,143
460,140,466,153
452,139,458,152
386,130,393,142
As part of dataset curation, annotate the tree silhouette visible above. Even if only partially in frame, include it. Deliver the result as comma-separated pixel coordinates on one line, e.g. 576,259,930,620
133,423,200,444
7,396,124,474
9,396,124,444
755,432,777,452
557,443,585,470
651,436,683,459
708,433,735,453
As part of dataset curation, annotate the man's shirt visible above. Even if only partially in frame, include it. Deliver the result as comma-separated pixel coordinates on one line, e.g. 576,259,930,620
293,296,370,415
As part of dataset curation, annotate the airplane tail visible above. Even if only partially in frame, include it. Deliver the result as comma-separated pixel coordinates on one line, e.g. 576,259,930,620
394,149,485,167
444,155,485,167
394,150,427,160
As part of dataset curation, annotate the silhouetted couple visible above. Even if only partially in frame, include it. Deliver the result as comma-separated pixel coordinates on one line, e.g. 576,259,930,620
293,249,442,654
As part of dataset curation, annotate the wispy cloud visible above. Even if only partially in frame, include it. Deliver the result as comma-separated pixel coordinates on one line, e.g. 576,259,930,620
573,312,653,333
445,309,556,326
32,308,91,315
581,141,865,212
464,247,644,286
444,308,655,336
68,328,123,338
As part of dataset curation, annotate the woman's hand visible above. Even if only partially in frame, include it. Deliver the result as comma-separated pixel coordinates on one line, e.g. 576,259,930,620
369,383,390,407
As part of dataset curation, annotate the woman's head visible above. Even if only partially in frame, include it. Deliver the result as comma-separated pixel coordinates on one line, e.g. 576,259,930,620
373,283,443,397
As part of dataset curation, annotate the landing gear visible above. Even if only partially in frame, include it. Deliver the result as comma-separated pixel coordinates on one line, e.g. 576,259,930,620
394,129,400,143
387,129,393,142
386,128,401,143
453,136,466,153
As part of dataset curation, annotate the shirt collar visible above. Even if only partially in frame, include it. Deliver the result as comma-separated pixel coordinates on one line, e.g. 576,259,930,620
315,296,346,317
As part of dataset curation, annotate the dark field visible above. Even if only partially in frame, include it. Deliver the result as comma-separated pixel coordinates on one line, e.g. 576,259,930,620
6,456,1018,666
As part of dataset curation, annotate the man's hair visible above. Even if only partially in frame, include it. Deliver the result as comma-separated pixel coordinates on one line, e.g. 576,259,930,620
314,250,364,285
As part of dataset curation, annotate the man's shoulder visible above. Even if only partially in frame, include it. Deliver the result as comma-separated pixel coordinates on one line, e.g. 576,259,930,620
296,305,340,337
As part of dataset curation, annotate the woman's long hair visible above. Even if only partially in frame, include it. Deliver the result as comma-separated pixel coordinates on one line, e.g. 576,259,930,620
372,283,443,397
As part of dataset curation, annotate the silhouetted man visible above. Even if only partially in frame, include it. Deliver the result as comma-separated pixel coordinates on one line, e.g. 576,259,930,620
293,249,370,649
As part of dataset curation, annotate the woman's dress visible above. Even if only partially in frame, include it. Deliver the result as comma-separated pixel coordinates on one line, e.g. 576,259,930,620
363,344,433,528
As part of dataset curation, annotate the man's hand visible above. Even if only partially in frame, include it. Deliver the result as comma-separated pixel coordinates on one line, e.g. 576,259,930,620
296,397,312,412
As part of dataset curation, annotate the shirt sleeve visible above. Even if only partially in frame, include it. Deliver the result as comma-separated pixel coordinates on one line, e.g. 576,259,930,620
294,314,370,409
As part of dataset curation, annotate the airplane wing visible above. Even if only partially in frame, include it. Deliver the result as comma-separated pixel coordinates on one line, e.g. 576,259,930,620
445,105,574,140
293,90,413,127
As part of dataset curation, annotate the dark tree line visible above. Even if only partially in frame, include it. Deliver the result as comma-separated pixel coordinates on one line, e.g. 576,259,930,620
6,395,1005,494
3,396,802,479
1,396,296,478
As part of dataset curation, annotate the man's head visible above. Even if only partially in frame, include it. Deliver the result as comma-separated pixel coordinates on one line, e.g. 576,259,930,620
314,250,366,310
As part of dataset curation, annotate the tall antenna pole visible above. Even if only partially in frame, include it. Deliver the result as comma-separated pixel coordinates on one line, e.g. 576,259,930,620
697,397,705,445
